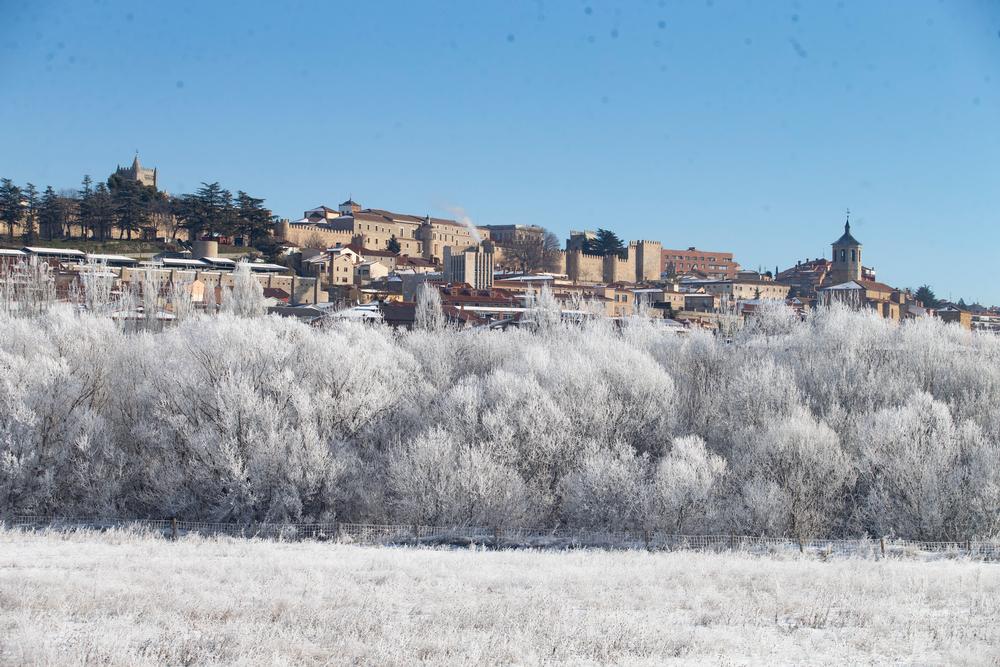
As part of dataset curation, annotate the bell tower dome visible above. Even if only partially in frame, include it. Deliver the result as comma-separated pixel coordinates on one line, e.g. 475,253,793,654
830,210,862,283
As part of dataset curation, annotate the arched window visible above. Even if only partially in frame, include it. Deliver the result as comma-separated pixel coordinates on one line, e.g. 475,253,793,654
851,249,856,262
840,249,846,262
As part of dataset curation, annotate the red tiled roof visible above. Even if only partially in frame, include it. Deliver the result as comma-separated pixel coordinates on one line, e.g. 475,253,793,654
263,288,290,301
857,279,896,293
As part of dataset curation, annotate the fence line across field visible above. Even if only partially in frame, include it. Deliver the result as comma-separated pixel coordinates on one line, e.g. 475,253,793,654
4,516,999,558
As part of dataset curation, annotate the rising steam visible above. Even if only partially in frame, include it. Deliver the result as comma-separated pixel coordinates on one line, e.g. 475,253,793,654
443,204,482,244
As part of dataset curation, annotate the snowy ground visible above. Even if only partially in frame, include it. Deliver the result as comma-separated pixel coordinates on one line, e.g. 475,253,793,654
1,530,998,666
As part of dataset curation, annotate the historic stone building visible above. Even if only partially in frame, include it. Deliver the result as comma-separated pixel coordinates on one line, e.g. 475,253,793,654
114,154,158,189
275,199,488,264
563,239,662,285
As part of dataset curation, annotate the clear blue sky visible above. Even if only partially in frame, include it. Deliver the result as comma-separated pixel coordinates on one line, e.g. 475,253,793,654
2,1,998,302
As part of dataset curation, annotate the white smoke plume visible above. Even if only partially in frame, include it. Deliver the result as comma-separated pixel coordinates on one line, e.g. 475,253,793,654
443,204,482,244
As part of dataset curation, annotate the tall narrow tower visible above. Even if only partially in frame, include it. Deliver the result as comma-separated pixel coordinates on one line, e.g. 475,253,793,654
830,211,862,284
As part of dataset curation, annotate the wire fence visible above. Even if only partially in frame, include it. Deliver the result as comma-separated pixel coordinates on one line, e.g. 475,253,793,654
4,515,999,559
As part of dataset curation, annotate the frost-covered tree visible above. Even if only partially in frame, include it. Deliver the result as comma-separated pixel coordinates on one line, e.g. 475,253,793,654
856,392,1000,540
386,428,534,528
650,435,727,533
560,444,648,530
222,261,266,318
414,283,445,331
0,295,998,537
733,410,854,539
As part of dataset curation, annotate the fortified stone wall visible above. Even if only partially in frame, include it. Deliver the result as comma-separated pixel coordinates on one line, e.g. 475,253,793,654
566,250,605,283
631,240,663,282
279,223,356,249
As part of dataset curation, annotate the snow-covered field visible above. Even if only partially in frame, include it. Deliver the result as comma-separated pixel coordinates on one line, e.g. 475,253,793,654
1,530,998,665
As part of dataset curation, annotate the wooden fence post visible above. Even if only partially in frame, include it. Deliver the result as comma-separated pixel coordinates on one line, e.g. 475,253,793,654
879,537,885,557
170,517,178,541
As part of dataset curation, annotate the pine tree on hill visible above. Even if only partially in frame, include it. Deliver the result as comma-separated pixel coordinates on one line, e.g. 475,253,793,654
22,183,39,243
0,178,24,240
915,285,939,309
585,228,626,258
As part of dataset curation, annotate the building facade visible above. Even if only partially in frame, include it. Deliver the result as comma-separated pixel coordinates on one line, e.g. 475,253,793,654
444,245,494,289
276,199,488,264
661,247,739,279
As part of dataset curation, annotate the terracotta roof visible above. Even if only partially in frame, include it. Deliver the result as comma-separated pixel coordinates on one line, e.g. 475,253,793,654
397,255,435,267
442,305,486,324
263,288,290,301
359,247,399,258
857,279,895,293
346,207,475,231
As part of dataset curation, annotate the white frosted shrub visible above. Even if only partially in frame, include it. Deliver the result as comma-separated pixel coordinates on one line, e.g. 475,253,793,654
650,435,727,533
733,409,854,539
559,444,648,530
386,428,534,527
0,297,997,538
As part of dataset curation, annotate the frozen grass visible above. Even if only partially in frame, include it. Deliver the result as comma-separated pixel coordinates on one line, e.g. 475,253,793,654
1,530,999,665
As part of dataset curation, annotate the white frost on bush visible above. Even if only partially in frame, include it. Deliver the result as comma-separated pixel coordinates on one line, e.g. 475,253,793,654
0,300,998,539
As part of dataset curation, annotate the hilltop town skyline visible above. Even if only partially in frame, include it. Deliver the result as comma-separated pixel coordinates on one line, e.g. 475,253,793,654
3,1,998,302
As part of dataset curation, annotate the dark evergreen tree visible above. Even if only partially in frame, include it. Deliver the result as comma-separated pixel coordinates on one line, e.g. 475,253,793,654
112,180,150,240
77,176,94,239
387,235,401,253
38,186,62,240
0,178,24,240
22,183,39,243
915,285,939,309
584,228,626,257
90,183,115,241
178,182,231,239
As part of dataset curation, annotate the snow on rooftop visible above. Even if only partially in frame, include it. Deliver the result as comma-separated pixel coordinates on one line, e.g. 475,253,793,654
495,274,555,282
246,263,289,272
23,247,86,256
86,253,137,263
328,305,384,321
155,258,208,267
